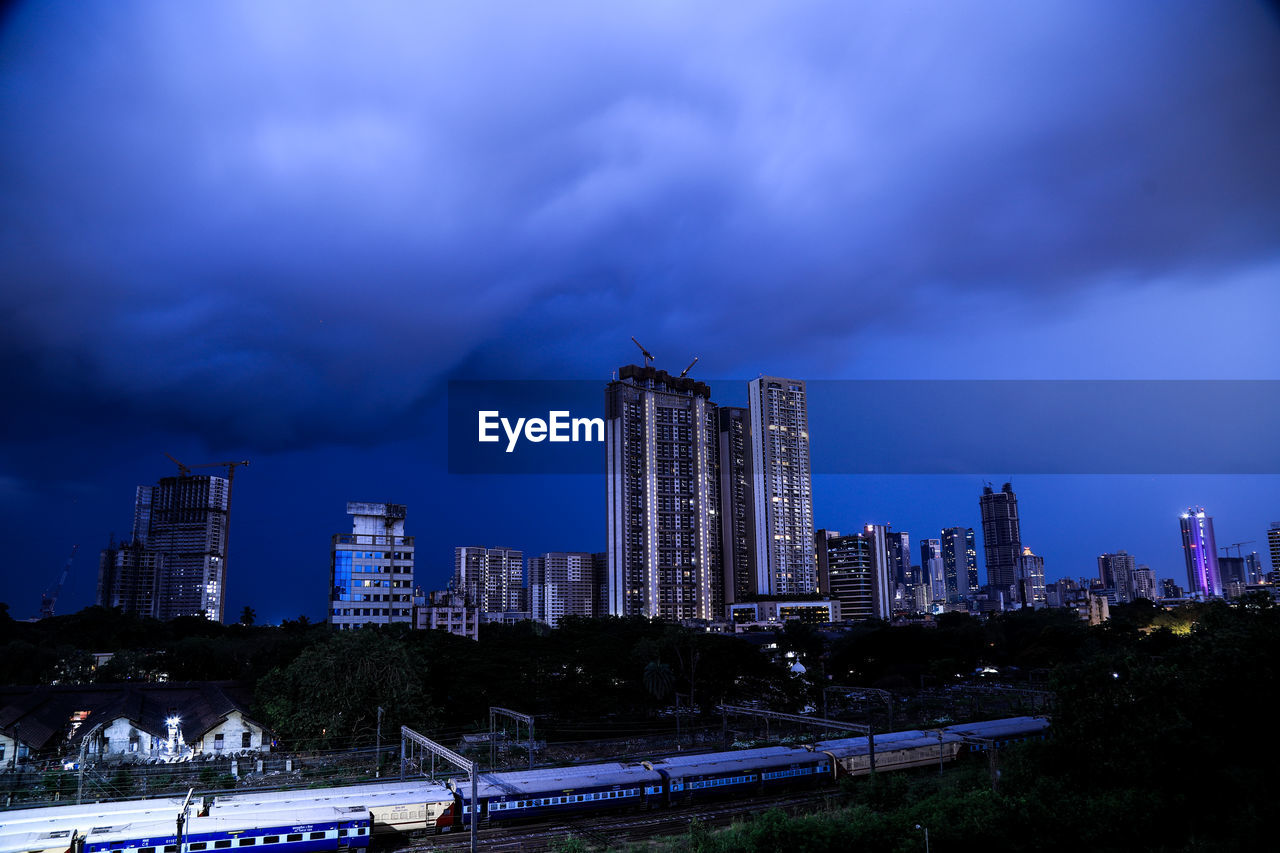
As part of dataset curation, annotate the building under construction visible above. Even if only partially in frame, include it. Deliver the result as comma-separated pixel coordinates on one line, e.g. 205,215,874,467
97,472,233,622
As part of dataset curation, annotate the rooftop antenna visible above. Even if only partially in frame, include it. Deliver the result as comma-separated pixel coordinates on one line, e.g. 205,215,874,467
679,356,699,378
631,336,654,367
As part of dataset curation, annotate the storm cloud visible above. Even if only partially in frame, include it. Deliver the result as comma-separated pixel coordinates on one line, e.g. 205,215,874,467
2,0,1277,453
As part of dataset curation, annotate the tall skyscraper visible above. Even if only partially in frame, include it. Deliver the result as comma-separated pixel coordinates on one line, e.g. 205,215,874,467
919,538,945,605
941,526,977,601
718,406,756,606
822,530,891,621
528,551,597,627
329,502,415,630
1098,551,1137,600
1131,565,1158,601
606,365,721,620
748,376,816,597
1015,547,1047,608
1245,552,1264,585
885,530,912,587
98,474,231,621
1180,507,1222,598
979,483,1021,591
454,546,524,613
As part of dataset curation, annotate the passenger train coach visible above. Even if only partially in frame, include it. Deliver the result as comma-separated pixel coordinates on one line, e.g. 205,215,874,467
0,716,1048,848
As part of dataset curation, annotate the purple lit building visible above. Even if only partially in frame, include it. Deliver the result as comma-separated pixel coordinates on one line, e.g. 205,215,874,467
1179,507,1222,599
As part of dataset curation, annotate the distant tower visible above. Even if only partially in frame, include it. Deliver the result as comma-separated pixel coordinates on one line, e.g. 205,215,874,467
718,406,756,606
528,552,596,627
1180,507,1222,598
919,538,945,605
979,483,1022,591
329,503,415,630
1098,551,1137,600
748,376,816,597
606,365,721,620
1015,547,1047,608
941,526,977,601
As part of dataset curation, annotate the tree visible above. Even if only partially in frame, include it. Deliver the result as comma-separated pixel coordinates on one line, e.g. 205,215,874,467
643,660,675,701
239,606,257,626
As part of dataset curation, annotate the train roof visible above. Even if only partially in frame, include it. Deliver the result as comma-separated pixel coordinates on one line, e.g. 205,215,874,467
0,795,190,830
452,762,661,800
648,745,824,778
944,717,1050,740
212,780,452,813
814,730,962,756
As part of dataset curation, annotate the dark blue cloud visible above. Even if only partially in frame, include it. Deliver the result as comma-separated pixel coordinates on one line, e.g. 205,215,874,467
1,1,1278,619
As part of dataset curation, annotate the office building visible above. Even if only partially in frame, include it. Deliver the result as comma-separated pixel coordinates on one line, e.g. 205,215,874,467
748,376,817,597
1180,507,1222,598
1015,547,1047,608
980,483,1022,591
606,365,721,621
329,502,415,629
718,406,756,606
941,526,977,601
1245,552,1264,585
97,474,231,622
454,546,524,614
822,530,890,621
413,588,480,640
529,551,597,627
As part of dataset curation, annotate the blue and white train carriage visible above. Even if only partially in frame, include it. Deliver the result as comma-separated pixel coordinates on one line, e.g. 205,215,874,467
645,745,829,805
449,762,664,826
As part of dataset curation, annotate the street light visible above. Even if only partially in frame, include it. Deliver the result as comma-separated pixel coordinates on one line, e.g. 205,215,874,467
915,824,930,853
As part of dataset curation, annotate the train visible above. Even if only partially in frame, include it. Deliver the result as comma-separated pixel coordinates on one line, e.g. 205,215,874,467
0,716,1047,851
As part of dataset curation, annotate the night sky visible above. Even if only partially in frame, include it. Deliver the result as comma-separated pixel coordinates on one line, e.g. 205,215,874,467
2,2,1278,624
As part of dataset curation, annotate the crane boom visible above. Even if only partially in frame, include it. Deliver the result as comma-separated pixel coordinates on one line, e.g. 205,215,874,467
630,336,654,366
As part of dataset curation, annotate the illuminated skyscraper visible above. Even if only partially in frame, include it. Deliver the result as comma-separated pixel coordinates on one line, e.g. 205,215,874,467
1098,551,1137,600
606,365,721,620
1269,523,1280,575
454,545,523,613
979,483,1022,591
941,526,977,601
718,406,756,606
821,530,890,620
749,376,816,597
1180,507,1222,598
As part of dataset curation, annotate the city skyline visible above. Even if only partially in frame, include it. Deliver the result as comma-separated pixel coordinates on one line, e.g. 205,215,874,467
1,2,1277,622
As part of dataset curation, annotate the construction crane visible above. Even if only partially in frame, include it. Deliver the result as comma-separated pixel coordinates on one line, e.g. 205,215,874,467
1219,540,1256,558
630,336,654,367
679,356,699,377
41,544,80,620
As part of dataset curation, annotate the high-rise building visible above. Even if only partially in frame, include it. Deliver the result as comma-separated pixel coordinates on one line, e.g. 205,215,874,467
1015,547,1047,608
941,526,977,601
1218,556,1248,588
454,546,524,614
1098,551,1137,601
748,376,816,597
1131,565,1158,601
979,483,1022,591
1159,578,1182,599
822,531,890,621
329,502,415,630
885,530,912,588
528,551,597,627
1245,552,1264,585
919,538,945,605
1180,507,1222,598
863,524,896,616
718,406,756,607
606,365,721,621
97,474,231,622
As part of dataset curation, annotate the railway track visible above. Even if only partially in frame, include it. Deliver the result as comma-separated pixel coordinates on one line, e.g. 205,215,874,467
390,789,841,851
